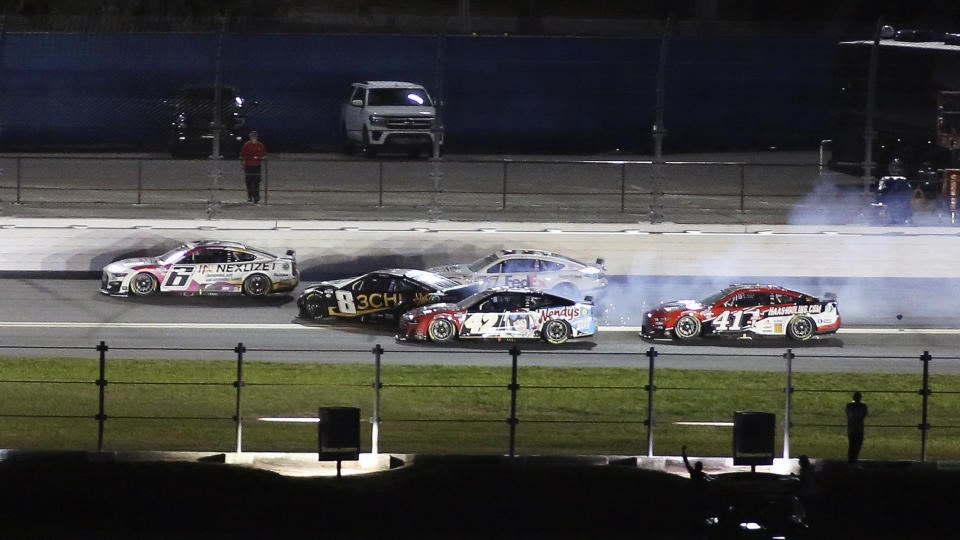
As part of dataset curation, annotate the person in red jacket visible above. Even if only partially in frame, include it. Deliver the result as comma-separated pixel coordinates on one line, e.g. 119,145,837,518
239,130,267,203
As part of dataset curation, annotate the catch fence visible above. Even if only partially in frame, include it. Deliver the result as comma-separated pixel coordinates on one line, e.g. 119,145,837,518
0,154,863,224
0,341,956,461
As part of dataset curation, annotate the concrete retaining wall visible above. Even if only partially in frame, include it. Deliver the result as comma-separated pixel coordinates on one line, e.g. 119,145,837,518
1,218,956,279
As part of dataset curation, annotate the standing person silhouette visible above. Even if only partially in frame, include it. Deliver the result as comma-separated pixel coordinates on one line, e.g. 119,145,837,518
845,392,868,464
240,130,266,204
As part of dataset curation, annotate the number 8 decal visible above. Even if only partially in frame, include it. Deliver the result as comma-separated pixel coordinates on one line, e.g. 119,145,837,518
335,290,356,314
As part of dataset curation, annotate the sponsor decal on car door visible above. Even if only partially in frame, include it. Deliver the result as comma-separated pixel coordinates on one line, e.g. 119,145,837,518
162,265,198,292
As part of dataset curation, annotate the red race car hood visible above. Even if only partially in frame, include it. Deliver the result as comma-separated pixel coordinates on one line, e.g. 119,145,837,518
649,299,703,316
407,303,462,317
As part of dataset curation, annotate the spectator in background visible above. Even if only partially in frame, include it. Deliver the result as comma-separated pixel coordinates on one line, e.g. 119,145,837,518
240,130,266,204
845,391,868,464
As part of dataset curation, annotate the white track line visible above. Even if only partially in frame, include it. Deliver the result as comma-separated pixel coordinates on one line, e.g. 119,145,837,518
0,322,958,335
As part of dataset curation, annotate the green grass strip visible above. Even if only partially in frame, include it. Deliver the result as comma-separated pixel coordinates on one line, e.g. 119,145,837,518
0,357,957,460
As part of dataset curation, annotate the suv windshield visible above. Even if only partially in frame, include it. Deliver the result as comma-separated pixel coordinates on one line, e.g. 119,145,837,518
367,88,431,107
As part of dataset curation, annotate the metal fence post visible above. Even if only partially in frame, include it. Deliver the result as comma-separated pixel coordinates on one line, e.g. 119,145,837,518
371,344,383,455
783,348,794,460
620,162,626,213
95,340,108,452
263,159,269,205
377,161,384,208
15,156,21,204
920,350,932,462
739,165,746,214
507,345,520,457
501,161,509,210
136,159,143,205
645,346,657,457
234,342,246,453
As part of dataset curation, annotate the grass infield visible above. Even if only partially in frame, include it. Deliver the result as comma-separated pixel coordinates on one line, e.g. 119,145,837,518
1,356,959,460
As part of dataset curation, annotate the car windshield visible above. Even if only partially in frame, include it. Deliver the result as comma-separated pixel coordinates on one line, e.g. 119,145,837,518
367,88,431,107
405,270,460,290
700,287,738,306
467,253,501,272
158,245,191,265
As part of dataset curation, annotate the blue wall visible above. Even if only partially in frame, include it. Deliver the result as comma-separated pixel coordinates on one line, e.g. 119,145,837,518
0,33,840,153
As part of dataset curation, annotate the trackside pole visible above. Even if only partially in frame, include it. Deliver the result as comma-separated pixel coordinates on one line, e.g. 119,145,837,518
371,344,384,455
783,349,794,460
234,343,246,453
508,346,520,457
645,346,657,457
920,351,932,462
95,340,108,452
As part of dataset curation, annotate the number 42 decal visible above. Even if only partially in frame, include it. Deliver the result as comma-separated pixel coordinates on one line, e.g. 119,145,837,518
713,310,757,331
463,313,500,334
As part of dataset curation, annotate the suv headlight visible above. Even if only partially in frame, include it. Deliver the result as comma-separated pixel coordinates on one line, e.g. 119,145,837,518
369,115,387,127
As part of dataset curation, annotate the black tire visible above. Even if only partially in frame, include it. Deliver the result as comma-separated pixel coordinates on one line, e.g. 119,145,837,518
427,318,456,343
551,283,581,301
130,272,158,297
542,319,570,345
242,274,271,297
362,127,377,157
786,315,816,342
672,315,702,340
299,293,326,319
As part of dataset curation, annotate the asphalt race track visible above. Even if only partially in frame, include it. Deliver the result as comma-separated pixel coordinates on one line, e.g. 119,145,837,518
2,278,958,374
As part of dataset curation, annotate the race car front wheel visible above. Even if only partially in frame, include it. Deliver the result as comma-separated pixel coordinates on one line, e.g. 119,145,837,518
299,293,326,319
243,274,271,297
786,315,816,341
673,315,702,340
542,319,570,345
130,272,158,297
427,318,456,343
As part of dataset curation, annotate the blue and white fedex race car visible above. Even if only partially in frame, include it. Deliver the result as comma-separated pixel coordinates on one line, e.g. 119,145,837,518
397,287,598,345
100,240,299,297
426,249,607,301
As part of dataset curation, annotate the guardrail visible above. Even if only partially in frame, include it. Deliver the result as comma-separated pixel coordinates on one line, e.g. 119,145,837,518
0,155,861,223
0,341,955,461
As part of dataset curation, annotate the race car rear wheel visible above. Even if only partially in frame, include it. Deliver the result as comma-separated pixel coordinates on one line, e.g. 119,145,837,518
542,319,570,345
786,315,816,341
427,318,456,343
243,274,271,297
672,315,702,340
130,272,158,297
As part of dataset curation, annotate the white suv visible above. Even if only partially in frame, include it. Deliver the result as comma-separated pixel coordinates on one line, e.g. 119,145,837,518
341,81,443,157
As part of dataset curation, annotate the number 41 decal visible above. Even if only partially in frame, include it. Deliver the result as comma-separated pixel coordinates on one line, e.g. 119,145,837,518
713,310,757,331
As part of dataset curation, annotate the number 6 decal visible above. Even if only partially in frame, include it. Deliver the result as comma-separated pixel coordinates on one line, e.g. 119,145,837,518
335,290,356,314
164,265,193,288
